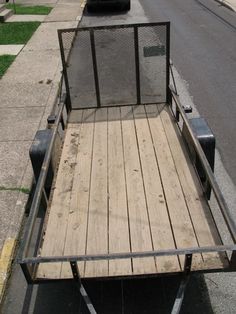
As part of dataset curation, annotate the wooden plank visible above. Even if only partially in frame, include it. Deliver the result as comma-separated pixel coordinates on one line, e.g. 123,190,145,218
107,107,132,276
146,104,203,269
61,109,96,278
120,106,156,275
37,121,81,279
159,106,228,269
85,108,109,278
133,105,180,273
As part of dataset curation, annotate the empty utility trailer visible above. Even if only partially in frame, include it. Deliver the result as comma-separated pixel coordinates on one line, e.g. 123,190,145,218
19,23,236,313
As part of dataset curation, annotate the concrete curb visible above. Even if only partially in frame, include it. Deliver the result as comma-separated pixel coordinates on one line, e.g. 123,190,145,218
0,238,16,304
215,0,236,12
0,45,24,56
0,1,86,307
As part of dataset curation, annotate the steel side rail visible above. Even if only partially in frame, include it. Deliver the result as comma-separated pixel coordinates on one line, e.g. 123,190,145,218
19,244,236,264
169,86,236,245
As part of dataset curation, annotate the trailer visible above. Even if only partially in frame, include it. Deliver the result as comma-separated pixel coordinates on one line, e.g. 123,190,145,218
18,22,236,313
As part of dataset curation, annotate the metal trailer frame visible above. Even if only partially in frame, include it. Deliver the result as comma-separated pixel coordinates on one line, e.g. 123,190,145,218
17,23,236,314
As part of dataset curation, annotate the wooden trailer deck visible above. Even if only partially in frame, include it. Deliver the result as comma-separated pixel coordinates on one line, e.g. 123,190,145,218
37,104,228,280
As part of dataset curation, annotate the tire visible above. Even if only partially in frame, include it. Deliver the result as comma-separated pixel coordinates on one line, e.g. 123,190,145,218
124,0,130,11
87,3,96,12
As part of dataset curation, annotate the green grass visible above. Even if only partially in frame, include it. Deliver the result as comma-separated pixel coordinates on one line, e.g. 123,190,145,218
0,185,30,194
6,4,52,15
0,55,16,78
0,22,40,45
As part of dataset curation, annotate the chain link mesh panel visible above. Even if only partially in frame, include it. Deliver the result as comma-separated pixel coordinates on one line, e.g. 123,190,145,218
58,23,169,109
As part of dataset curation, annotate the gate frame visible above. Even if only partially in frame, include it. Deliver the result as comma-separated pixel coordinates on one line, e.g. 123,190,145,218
58,22,170,111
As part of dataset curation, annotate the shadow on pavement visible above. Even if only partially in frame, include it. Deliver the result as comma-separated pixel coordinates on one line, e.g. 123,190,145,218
28,274,214,313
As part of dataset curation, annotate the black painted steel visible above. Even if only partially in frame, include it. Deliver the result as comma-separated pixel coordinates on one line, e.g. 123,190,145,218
20,263,33,284
70,261,97,313
90,30,101,108
29,129,54,195
171,254,192,314
70,261,81,284
166,22,170,104
184,254,193,275
58,30,71,111
134,26,141,105
79,285,97,314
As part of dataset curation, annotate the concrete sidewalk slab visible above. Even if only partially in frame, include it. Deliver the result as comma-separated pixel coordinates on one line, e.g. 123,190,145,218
45,4,82,22
0,161,32,303
0,144,33,250
0,81,54,108
0,192,20,250
23,21,78,51
0,45,24,56
0,107,45,141
4,50,61,84
0,141,32,187
7,14,46,22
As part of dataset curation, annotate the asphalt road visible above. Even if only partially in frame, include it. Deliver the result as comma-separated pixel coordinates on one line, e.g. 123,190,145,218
2,1,236,313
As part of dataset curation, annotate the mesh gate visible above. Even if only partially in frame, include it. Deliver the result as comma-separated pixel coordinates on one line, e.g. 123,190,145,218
58,23,170,109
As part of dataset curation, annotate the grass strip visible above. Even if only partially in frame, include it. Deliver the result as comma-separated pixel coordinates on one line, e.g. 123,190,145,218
6,4,52,15
0,186,30,194
0,22,40,45
0,55,16,78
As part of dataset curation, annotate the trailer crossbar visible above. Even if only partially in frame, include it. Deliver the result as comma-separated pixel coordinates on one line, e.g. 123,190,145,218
19,244,236,264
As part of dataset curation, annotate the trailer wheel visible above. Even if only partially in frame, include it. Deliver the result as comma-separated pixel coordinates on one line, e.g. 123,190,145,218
87,3,96,13
124,0,130,11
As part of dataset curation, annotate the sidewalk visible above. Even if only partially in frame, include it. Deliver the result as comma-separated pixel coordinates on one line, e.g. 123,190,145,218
0,0,84,303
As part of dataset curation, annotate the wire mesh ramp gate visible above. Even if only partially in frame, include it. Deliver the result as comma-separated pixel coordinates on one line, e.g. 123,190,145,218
17,23,236,314
58,22,170,110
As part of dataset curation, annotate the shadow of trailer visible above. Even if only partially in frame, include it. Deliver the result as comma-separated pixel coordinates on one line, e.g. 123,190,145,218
18,23,236,314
